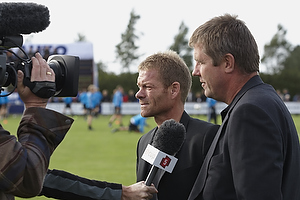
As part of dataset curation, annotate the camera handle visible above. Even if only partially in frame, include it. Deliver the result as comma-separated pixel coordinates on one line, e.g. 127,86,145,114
22,61,56,98
23,79,56,98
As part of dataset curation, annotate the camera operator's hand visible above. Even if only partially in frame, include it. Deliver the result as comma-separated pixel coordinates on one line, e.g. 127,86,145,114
17,52,55,109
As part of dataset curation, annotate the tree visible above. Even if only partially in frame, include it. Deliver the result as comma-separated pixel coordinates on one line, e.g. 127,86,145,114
98,70,139,96
75,33,86,42
169,21,193,70
260,24,300,99
97,60,108,72
261,24,292,74
279,45,300,98
169,21,202,96
115,9,141,73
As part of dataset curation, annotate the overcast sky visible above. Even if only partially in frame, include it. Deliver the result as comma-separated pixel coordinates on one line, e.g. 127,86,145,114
4,0,300,73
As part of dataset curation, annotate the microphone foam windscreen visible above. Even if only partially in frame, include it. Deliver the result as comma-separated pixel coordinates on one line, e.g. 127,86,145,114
152,119,186,155
0,2,50,36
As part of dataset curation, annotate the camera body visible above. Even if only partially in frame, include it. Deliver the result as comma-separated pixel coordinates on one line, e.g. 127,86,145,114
0,35,80,97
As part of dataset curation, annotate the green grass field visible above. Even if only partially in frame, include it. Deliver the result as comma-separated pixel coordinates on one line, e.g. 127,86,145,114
1,114,299,200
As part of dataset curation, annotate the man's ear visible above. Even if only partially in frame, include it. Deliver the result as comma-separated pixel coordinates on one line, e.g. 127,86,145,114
224,53,235,74
170,82,180,99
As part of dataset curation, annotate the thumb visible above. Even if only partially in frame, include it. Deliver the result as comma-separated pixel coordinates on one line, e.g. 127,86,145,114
17,70,25,90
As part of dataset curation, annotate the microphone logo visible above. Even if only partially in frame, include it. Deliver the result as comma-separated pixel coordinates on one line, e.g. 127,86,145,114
142,144,178,173
160,156,171,168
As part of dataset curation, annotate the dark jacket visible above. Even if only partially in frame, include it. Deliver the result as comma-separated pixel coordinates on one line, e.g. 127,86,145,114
188,75,300,200
136,111,219,200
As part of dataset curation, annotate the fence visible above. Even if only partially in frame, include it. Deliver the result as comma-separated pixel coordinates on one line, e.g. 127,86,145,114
42,102,300,115
7,102,300,116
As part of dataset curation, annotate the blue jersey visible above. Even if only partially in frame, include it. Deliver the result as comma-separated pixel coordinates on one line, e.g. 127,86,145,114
0,91,9,105
113,91,123,107
131,114,147,133
93,91,103,106
63,97,73,104
85,92,98,109
206,97,217,108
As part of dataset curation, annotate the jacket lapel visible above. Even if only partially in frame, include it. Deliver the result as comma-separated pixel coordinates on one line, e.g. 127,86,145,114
154,112,190,188
188,113,229,199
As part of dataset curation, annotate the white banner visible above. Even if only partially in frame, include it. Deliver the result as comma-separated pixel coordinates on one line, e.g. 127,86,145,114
22,42,93,60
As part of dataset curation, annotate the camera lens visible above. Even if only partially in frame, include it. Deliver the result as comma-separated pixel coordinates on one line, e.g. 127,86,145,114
47,55,80,97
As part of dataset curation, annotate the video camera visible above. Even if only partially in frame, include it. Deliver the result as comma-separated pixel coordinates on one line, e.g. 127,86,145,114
0,35,80,98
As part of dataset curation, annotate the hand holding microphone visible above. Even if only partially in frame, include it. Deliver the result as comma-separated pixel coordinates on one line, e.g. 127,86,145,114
142,119,186,186
121,181,158,200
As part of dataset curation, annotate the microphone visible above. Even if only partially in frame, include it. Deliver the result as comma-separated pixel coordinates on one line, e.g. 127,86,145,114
0,2,50,36
142,119,186,186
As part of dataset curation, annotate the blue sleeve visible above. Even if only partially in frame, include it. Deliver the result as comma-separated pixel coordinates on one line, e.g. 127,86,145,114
139,118,146,133
79,93,87,105
41,169,122,200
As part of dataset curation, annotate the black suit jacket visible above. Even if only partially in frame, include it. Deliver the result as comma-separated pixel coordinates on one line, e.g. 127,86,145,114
136,111,219,200
188,75,300,200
